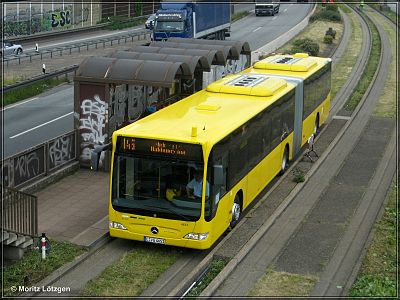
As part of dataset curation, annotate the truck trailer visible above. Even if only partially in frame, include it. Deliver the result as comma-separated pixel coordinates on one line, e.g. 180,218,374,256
153,0,231,41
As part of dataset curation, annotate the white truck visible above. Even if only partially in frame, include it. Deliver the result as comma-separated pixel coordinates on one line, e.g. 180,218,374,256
255,0,280,16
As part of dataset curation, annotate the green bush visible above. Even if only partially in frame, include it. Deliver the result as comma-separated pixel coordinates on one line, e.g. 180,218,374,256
290,38,319,56
3,78,68,107
326,4,339,12
102,16,146,30
323,35,333,44
310,10,342,22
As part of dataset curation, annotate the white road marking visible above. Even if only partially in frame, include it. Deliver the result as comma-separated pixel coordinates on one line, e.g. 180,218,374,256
2,97,38,111
253,27,262,32
10,112,73,139
272,16,277,20
284,8,288,12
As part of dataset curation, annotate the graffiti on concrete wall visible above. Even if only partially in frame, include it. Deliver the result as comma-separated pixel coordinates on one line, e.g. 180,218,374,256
50,10,72,28
15,152,40,180
79,94,107,167
48,133,75,170
12,146,45,187
2,3,93,36
109,84,164,133
203,55,250,88
182,79,196,95
216,55,250,80
1,160,14,188
75,82,175,170
1,132,77,188
147,85,164,111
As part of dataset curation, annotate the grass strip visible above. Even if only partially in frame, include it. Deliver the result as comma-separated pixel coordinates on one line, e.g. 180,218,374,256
369,11,397,118
344,6,381,112
349,181,397,297
3,78,69,107
186,257,229,297
368,3,397,24
2,239,87,297
80,243,182,296
98,16,147,30
348,9,397,296
232,11,250,23
331,5,362,99
248,269,318,297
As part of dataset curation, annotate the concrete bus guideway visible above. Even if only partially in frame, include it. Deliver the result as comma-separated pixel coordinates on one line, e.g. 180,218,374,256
167,6,364,297
197,7,394,297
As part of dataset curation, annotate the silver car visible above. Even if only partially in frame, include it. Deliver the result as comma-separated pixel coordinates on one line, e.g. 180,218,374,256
1,41,23,57
145,14,156,29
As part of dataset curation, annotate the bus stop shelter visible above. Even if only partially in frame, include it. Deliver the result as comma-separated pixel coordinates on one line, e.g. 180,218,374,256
74,56,191,169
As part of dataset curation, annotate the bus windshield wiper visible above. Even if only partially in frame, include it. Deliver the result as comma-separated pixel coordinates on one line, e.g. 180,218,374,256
142,204,191,221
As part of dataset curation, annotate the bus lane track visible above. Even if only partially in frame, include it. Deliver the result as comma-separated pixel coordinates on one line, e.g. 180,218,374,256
163,5,372,297
201,6,395,297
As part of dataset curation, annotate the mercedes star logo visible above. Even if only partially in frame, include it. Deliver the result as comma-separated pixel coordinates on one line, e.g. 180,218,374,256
151,227,158,234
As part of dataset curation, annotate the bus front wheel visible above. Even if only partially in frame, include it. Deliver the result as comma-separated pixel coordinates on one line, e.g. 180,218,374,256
230,194,241,229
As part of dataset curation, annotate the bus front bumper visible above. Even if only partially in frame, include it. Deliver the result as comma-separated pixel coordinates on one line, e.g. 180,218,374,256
110,228,213,250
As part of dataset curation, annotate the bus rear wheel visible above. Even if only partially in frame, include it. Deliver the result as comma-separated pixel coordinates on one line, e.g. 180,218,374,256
279,147,289,175
230,194,241,229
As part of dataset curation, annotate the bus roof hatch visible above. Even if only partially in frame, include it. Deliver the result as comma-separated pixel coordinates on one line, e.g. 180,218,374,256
206,74,287,97
254,53,318,72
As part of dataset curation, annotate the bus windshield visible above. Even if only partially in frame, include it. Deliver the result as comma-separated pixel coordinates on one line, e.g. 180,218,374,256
112,154,207,221
155,21,184,32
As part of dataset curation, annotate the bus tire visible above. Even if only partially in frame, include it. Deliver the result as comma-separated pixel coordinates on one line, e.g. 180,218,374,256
279,147,289,175
314,114,320,136
230,194,242,229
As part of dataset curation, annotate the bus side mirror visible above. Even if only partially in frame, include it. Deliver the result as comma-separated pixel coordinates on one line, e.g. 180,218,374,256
91,143,111,171
213,165,224,186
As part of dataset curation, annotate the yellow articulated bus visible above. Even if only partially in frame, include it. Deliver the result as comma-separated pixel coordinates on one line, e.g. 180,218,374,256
92,53,331,250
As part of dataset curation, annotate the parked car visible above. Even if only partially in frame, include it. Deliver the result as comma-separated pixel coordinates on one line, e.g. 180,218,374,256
145,14,156,29
1,41,23,57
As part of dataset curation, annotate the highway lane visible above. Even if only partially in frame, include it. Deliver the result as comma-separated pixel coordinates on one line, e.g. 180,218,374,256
3,84,74,158
3,3,313,159
230,2,313,50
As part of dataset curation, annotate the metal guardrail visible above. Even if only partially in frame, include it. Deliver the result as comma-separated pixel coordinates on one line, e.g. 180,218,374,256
1,185,38,237
1,130,77,189
3,29,151,66
2,65,79,93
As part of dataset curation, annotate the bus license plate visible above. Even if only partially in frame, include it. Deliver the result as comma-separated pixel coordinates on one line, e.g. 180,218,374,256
144,236,165,244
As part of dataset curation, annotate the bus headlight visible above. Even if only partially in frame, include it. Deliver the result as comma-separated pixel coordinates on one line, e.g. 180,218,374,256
184,232,209,240
109,221,127,230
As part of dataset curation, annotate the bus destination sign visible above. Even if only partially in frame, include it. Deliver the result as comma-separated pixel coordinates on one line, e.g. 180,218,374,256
117,137,202,160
